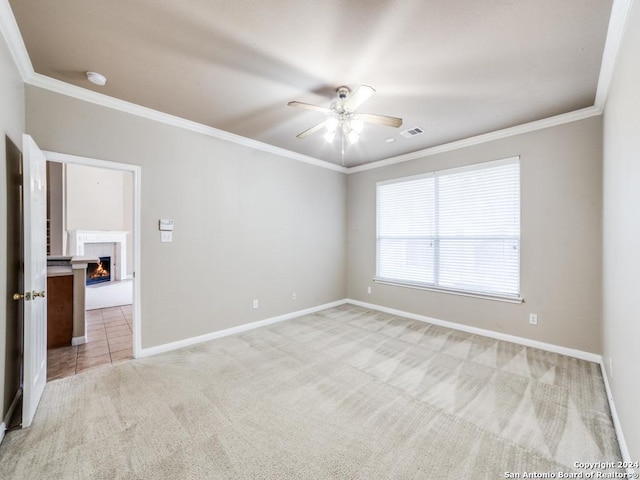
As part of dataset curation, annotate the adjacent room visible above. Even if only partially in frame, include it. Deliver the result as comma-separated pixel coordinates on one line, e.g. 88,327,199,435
0,0,638,478
46,162,134,380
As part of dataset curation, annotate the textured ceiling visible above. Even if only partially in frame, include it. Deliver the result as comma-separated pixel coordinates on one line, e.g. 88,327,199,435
10,0,613,167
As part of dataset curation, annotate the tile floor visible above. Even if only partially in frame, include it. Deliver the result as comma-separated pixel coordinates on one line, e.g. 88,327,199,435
47,304,133,381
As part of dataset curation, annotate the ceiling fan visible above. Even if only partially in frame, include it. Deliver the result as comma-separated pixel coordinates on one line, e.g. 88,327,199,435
287,85,403,145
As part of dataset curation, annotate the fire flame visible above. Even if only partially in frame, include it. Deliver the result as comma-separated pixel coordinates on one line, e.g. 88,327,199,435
89,260,110,279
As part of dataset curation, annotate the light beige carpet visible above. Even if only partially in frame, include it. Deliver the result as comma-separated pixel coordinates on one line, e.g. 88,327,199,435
0,304,623,479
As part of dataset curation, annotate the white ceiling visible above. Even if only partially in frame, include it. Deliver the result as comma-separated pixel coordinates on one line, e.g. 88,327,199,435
8,0,614,167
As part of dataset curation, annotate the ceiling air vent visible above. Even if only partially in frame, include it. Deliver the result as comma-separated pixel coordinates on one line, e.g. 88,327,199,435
401,127,425,138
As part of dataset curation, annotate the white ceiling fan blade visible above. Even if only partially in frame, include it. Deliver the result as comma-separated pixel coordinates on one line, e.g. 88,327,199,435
287,101,332,115
356,113,403,128
343,85,375,112
296,122,326,139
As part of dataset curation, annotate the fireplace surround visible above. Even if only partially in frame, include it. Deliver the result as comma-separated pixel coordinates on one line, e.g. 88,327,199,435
68,230,128,281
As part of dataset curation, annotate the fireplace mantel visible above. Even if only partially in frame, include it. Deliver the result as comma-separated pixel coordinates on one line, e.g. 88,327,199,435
68,230,128,281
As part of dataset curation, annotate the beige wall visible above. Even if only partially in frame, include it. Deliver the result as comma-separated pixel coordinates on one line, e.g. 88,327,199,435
65,163,126,232
25,85,347,349
63,163,134,276
347,116,603,353
0,32,25,420
602,0,640,461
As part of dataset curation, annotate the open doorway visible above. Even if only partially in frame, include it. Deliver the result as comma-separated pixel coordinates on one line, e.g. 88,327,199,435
44,152,140,380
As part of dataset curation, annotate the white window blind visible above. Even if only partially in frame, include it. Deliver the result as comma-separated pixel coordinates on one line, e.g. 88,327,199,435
376,157,520,299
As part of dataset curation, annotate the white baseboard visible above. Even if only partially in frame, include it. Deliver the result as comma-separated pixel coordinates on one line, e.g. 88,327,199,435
72,336,87,346
139,297,602,363
0,387,23,445
599,361,635,475
346,299,602,363
138,299,348,358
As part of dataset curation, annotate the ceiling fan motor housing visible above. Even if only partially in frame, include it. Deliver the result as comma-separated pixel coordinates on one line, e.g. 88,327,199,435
337,86,350,99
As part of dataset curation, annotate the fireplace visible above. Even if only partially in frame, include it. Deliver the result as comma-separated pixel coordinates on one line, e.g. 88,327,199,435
87,257,111,285
69,230,127,281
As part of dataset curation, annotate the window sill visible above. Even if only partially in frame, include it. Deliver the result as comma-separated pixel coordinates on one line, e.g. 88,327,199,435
373,278,524,304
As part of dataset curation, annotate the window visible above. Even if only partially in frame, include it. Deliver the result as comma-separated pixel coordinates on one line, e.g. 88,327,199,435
376,157,520,300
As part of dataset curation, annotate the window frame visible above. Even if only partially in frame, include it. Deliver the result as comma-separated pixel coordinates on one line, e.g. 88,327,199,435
375,157,522,304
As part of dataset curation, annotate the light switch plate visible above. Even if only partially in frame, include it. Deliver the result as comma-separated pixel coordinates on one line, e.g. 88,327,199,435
161,231,173,242
159,219,174,231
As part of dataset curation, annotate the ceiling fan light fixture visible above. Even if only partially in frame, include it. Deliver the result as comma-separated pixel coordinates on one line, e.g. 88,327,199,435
325,117,338,132
324,130,336,143
288,84,403,147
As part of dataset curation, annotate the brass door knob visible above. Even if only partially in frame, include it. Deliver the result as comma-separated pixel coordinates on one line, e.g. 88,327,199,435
12,291,32,301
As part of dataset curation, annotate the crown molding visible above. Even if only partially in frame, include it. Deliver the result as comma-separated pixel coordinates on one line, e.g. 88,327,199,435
1,1,345,173
348,0,634,174
0,0,34,79
347,106,602,174
595,0,634,109
2,0,632,175
26,73,347,173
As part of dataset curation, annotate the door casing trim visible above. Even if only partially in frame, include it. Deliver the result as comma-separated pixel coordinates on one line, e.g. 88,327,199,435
43,150,142,358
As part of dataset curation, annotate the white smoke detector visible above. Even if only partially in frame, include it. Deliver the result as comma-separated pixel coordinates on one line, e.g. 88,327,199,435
86,71,107,86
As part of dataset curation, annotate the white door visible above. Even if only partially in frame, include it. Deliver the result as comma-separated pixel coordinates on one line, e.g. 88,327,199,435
22,134,48,428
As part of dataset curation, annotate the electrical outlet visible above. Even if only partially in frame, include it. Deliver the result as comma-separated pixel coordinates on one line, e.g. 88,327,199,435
529,313,538,325
253,299,259,309
292,292,296,301
367,286,372,294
